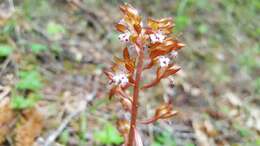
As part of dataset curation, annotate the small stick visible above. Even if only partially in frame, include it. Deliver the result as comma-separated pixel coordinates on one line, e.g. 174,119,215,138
43,107,83,146
0,86,11,102
0,56,12,77
43,80,98,146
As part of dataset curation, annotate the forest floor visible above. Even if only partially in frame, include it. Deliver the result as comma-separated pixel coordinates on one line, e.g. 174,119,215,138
0,0,259,146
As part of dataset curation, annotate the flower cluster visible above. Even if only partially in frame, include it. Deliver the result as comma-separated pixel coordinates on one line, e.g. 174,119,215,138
104,3,184,146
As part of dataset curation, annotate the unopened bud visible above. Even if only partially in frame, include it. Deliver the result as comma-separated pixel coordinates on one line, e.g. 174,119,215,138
116,119,130,137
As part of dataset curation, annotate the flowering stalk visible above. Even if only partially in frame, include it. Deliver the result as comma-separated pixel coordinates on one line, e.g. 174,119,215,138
104,3,184,146
128,44,144,146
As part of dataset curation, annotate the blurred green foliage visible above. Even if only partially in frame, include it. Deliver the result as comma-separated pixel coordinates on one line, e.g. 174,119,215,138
238,45,260,74
185,143,196,146
50,43,63,54
46,21,66,35
94,123,123,145
197,23,208,35
11,94,41,109
255,139,260,146
16,71,43,91
11,70,43,109
59,129,70,146
0,44,13,57
0,19,16,36
253,77,260,95
46,21,66,39
22,0,50,19
29,43,48,54
79,112,88,145
151,131,177,146
175,0,189,32
175,15,190,32
208,62,230,83
235,125,252,138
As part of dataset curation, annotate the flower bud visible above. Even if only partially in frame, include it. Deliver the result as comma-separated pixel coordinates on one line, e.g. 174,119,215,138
116,119,130,137
155,103,178,120
120,97,132,111
141,102,178,124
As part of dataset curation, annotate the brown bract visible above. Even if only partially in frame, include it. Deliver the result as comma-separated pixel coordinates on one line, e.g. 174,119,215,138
117,119,130,137
141,102,178,124
149,39,184,59
147,17,174,35
119,4,141,28
142,65,181,89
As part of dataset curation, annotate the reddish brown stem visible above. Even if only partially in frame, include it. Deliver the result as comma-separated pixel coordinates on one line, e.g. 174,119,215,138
140,116,160,125
127,48,144,146
141,79,160,89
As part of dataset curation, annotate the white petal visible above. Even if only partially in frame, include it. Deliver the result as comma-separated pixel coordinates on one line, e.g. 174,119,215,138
149,34,157,43
158,56,170,67
150,33,166,43
113,74,129,86
112,75,121,84
118,32,131,43
119,74,129,86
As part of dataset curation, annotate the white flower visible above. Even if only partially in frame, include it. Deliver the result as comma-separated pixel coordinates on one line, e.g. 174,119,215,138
118,31,131,43
158,56,170,67
170,51,178,57
150,32,166,43
112,74,129,86
112,75,121,84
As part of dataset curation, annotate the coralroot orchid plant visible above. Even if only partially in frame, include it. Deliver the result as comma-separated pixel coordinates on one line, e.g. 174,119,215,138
104,4,184,146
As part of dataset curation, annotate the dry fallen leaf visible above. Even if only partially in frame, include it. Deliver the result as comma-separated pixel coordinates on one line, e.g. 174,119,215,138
193,118,216,146
0,86,11,102
224,92,242,107
203,120,219,137
246,107,260,132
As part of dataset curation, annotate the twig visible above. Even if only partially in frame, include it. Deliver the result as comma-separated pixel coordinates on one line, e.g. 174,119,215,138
0,86,11,102
43,108,82,146
43,80,99,146
31,24,51,42
0,56,12,77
